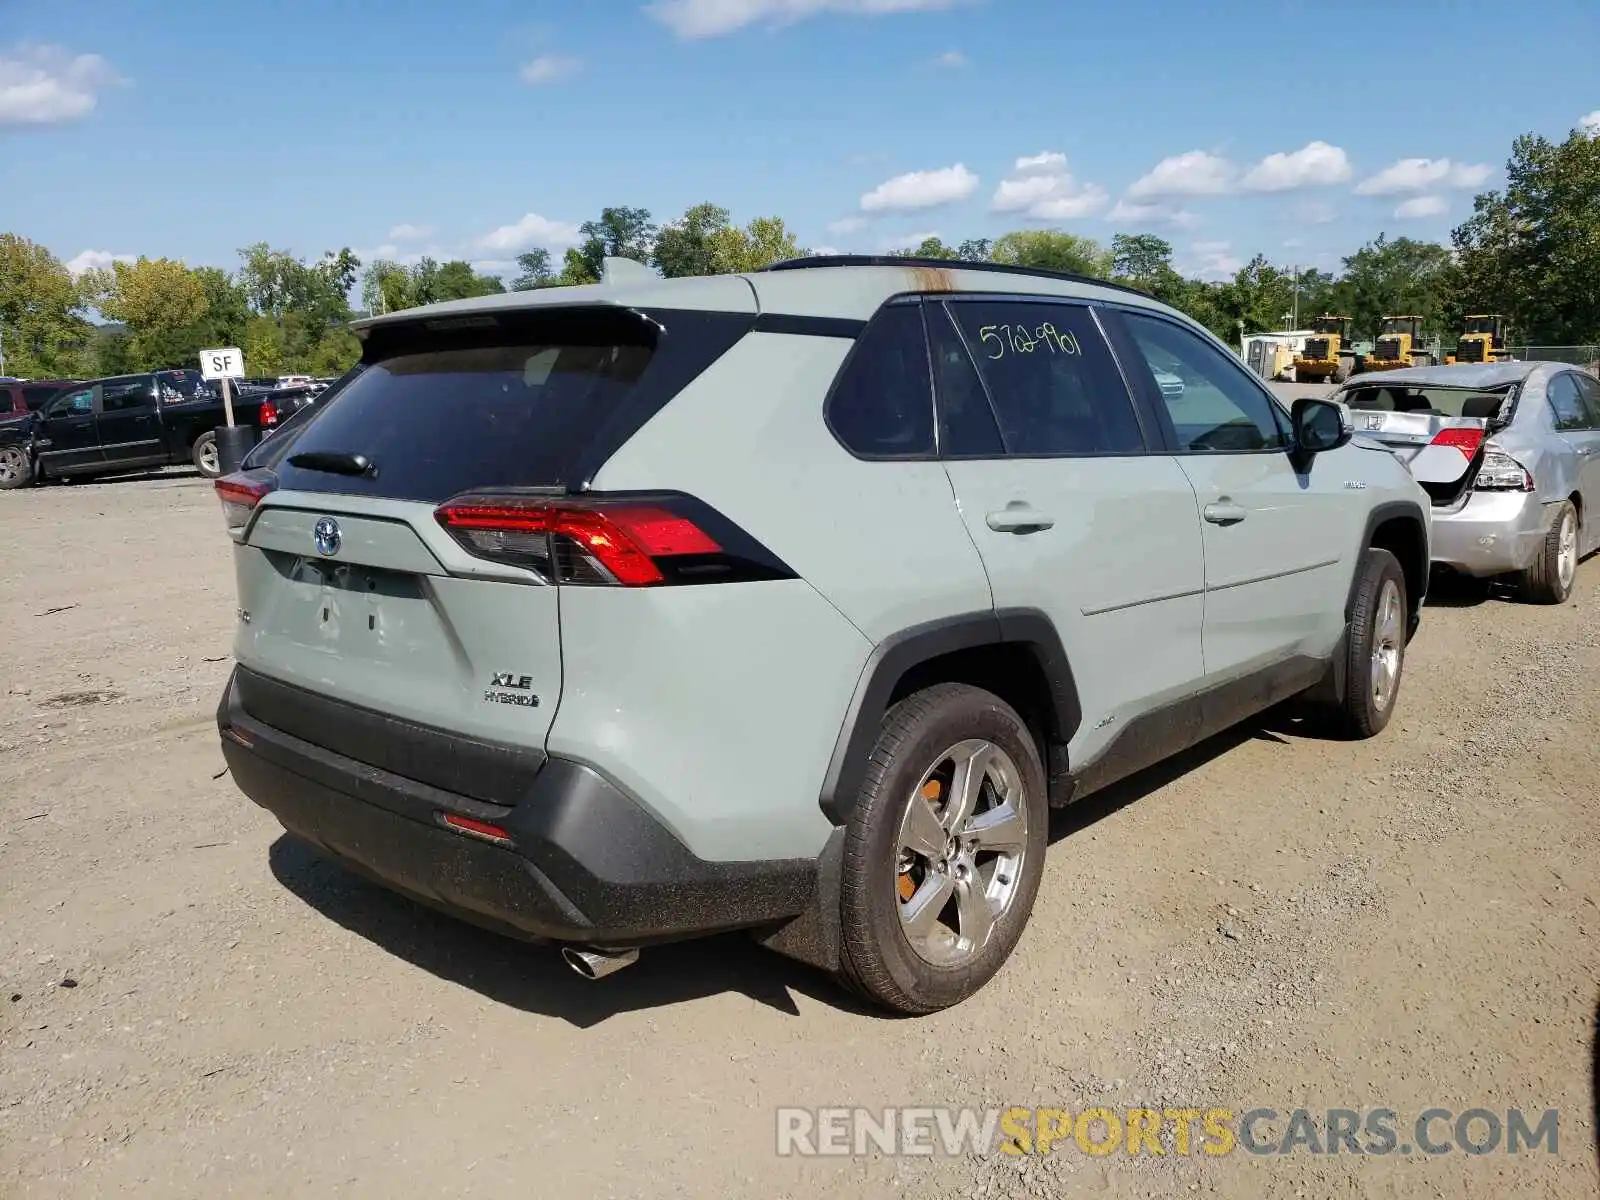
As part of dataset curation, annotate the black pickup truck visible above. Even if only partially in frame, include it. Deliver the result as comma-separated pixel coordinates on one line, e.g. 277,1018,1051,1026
0,370,278,488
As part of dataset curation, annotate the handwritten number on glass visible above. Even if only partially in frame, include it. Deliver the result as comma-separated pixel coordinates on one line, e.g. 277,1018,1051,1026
974,322,1082,361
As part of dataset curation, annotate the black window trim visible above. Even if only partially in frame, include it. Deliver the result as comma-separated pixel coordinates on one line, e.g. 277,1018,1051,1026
1098,302,1296,459
820,294,939,464
933,292,1158,461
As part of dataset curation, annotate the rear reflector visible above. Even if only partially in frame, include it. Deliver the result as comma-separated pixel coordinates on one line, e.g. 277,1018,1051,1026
440,812,514,844
436,497,723,586
215,472,276,534
1430,427,1486,460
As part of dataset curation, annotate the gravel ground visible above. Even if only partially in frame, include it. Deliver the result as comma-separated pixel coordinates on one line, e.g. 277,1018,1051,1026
2,471,1597,1199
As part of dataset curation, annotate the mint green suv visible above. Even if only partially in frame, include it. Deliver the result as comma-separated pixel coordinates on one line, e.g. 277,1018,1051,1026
214,256,1430,1013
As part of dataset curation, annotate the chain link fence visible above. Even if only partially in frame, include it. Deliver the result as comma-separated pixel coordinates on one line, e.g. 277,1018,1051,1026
1506,345,1600,369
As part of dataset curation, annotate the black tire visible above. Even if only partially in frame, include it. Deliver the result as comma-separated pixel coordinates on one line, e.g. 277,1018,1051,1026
191,431,221,479
0,445,34,490
836,683,1048,1014
1520,500,1577,605
1327,547,1408,739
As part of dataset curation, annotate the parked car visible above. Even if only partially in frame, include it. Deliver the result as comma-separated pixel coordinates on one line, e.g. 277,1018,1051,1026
1332,361,1600,603
213,255,1430,1013
0,370,278,488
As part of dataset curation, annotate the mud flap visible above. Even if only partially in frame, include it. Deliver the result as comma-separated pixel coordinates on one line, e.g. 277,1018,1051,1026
754,828,845,972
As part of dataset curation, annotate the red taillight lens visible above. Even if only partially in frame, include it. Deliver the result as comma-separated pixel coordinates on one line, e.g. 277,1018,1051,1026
1430,427,1486,459
440,812,513,844
260,400,278,427
435,498,722,586
215,472,274,534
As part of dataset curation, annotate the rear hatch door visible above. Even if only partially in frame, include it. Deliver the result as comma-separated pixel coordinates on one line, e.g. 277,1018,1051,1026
228,296,756,770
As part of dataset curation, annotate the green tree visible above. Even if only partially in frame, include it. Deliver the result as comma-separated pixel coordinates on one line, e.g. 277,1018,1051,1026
990,230,1112,278
574,206,657,280
653,203,732,277
0,234,93,377
956,238,993,261
1110,234,1174,286
511,249,558,291
707,216,803,273
93,257,210,368
1451,128,1600,343
557,248,599,286
887,235,958,259
1332,234,1454,340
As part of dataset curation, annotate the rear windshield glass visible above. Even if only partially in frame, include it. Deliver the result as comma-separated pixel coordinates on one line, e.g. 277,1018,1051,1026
265,308,752,502
1341,384,1513,420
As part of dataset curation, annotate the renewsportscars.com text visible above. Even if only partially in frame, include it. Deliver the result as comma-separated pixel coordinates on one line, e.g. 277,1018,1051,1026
775,1106,1560,1158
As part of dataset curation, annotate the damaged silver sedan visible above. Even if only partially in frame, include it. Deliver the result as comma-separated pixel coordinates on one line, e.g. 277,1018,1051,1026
1332,361,1600,603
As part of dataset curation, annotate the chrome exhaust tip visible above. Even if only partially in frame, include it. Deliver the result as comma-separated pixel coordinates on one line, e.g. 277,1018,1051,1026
561,945,640,980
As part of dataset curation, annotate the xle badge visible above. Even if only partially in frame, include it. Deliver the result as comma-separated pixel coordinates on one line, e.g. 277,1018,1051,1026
485,673,540,708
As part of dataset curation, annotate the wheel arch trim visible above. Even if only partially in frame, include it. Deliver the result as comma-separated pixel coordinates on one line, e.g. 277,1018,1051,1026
816,608,1082,826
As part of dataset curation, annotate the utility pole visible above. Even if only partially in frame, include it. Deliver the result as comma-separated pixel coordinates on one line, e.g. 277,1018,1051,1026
1291,263,1300,330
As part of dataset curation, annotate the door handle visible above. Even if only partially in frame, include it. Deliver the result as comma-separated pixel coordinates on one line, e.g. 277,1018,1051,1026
1203,500,1248,526
986,505,1055,533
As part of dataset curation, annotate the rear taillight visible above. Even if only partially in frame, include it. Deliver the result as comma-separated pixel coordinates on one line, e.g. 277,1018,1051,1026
1475,443,1534,492
434,494,790,587
215,472,275,535
260,400,278,427
1430,427,1486,460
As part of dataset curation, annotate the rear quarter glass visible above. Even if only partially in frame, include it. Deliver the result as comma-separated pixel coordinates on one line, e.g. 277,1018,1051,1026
268,307,754,501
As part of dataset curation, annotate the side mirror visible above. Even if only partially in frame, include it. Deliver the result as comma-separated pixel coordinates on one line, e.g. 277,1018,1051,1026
1290,397,1351,468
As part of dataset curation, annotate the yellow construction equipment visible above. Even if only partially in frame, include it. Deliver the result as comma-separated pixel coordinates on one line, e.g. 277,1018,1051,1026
1293,315,1357,383
1360,315,1435,373
1455,314,1512,364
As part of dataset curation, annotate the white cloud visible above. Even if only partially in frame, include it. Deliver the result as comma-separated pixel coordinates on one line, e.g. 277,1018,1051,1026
1126,150,1235,199
807,245,843,256
520,54,583,84
64,249,133,276
1186,241,1241,281
0,44,121,125
476,212,583,253
1282,238,1303,249
470,260,514,273
933,50,965,67
1239,141,1351,191
828,215,868,234
1355,157,1491,195
1294,199,1338,225
1393,194,1447,220
647,0,955,38
1012,151,1067,175
990,152,1108,220
1579,110,1600,135
1106,199,1198,228
885,230,941,250
860,163,978,213
387,223,433,242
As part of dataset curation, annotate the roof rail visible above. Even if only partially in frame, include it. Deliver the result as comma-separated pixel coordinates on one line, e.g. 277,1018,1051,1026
756,254,1153,300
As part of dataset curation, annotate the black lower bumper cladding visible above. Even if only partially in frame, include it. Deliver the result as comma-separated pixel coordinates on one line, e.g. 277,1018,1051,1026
218,669,816,946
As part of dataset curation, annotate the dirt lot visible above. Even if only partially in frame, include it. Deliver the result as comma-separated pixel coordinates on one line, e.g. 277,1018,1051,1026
2,471,1597,1199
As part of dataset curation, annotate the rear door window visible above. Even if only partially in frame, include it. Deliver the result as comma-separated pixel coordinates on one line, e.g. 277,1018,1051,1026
944,300,1145,456
269,308,751,501
1575,374,1600,426
1547,373,1590,431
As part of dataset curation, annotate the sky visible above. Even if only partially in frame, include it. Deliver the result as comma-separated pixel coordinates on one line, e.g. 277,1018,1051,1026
4,0,1598,285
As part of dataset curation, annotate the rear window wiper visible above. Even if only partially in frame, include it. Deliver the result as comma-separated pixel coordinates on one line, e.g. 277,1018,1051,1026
287,450,375,477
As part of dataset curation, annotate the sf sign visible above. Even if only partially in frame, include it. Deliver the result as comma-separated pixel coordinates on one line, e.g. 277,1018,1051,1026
200,347,245,380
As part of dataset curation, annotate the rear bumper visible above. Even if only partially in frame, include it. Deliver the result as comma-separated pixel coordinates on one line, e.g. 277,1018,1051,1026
217,669,816,946
1431,490,1551,577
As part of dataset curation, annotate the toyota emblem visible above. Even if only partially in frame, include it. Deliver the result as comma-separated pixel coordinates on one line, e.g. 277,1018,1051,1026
313,517,342,557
